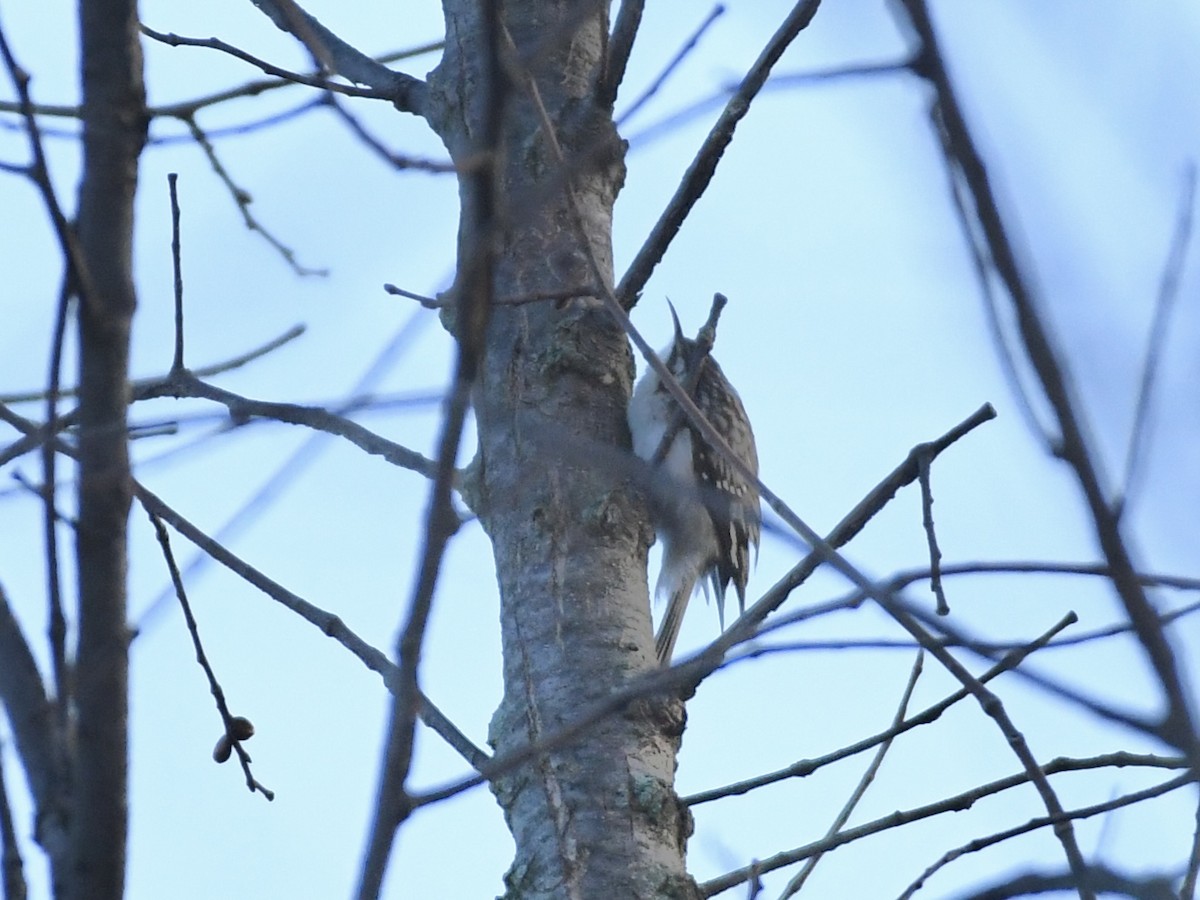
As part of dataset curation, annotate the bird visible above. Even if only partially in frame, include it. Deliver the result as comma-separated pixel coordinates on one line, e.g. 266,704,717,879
627,302,760,665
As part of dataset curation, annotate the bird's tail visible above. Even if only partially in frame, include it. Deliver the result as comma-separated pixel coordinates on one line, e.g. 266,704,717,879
655,587,691,665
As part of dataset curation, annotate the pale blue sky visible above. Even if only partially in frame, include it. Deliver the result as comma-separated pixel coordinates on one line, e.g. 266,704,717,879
2,1,1198,897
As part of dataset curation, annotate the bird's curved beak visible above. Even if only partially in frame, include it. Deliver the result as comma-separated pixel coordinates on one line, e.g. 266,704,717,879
667,299,684,346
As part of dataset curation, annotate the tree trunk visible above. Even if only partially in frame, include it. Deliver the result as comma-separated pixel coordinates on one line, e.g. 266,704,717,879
428,2,694,896
68,0,144,897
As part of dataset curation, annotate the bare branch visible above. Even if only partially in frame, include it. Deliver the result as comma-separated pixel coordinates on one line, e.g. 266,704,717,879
0,398,485,773
139,25,386,99
701,768,1194,897
0,583,67,856
687,612,1076,807
873,609,1094,895
1185,796,1200,900
181,114,327,276
937,115,1055,450
355,3,502,891
136,369,439,479
779,651,924,897
0,21,96,309
616,5,724,127
242,0,428,113
829,583,1163,739
168,174,185,372
0,44,442,122
623,59,910,150
385,282,601,309
2,11,83,724
615,0,824,307
899,773,1195,899
1120,162,1197,516
600,0,644,108
916,447,949,615
0,735,28,900
0,324,307,405
42,280,70,725
145,508,274,800
951,867,1179,900
695,404,997,672
131,481,488,772
743,560,1200,655
323,94,455,172
894,0,1199,758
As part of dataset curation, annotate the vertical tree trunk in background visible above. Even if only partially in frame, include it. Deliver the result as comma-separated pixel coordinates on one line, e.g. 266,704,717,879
70,1,144,897
428,1,694,896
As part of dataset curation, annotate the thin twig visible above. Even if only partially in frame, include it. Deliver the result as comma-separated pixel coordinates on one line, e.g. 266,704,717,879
916,448,949,615
137,369,439,478
155,96,326,144
694,404,996,675
168,173,185,372
42,279,70,723
405,555,1071,818
121,386,440,446
736,561,1200,656
686,612,1075,807
615,0,824,307
141,25,376,96
951,867,1179,900
0,399,487,771
615,5,724,126
701,770,1194,898
324,94,454,172
0,324,307,405
779,651,924,897
132,481,488,772
0,22,86,721
0,44,442,121
895,0,1199,759
182,114,327,276
898,774,1196,900
938,121,1053,449
840,580,1163,741
145,508,274,800
133,309,433,630
1120,162,1196,517
623,59,910,151
384,282,601,309
158,45,441,118
8,17,77,718
0,24,96,310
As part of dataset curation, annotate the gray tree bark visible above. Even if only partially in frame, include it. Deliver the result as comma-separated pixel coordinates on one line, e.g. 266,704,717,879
427,2,694,896
68,0,144,897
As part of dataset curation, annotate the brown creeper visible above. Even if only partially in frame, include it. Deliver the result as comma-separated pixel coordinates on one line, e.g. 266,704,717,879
627,303,760,665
